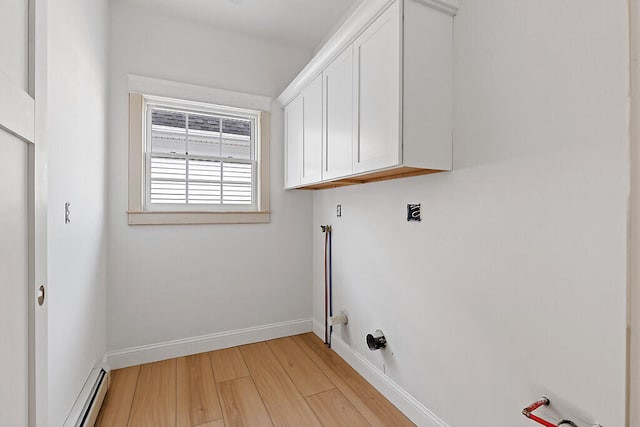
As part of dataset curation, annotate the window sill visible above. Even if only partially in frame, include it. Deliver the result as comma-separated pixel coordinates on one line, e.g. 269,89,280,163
128,210,271,225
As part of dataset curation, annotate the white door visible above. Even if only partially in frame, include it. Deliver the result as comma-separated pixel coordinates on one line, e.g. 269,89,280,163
353,1,401,174
301,74,323,185
324,45,354,180
0,126,30,427
0,0,47,425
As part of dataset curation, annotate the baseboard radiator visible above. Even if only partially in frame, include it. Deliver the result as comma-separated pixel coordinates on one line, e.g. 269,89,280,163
64,367,110,427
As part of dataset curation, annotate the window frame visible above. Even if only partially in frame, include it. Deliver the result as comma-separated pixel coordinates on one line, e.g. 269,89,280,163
128,92,270,225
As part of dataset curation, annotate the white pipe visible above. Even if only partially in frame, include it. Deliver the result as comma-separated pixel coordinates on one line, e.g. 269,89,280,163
328,313,348,326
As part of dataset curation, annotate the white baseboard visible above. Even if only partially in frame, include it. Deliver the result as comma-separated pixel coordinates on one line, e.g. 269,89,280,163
330,335,449,427
312,317,448,427
107,318,313,369
313,318,325,340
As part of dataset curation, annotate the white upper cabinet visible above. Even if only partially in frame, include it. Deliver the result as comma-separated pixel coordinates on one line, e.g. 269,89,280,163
301,74,323,185
279,0,457,189
323,45,354,180
284,94,303,188
285,74,324,189
353,1,400,173
402,0,454,171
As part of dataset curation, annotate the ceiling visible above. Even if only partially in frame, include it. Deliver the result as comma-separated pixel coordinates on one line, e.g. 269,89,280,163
116,0,362,51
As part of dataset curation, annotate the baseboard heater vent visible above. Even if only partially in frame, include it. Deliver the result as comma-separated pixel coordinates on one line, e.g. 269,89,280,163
76,368,108,426
64,367,110,427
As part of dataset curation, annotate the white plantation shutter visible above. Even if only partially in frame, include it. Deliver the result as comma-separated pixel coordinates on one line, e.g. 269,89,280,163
149,157,254,205
144,102,258,210
150,157,188,204
221,162,252,204
187,159,221,204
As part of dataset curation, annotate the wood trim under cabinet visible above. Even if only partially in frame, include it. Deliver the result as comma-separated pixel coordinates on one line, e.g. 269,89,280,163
298,166,443,190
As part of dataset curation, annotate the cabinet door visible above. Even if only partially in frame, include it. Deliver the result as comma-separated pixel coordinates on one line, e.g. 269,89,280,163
284,94,303,188
353,1,400,173
323,45,353,180
301,74,323,184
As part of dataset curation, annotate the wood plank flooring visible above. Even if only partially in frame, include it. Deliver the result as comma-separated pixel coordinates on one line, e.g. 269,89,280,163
95,333,414,427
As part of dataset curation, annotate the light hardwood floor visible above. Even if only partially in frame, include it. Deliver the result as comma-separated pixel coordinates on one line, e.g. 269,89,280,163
96,333,414,427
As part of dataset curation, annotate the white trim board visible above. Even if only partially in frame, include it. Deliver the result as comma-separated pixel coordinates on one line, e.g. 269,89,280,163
128,74,273,112
330,335,450,427
106,318,313,369
313,318,325,341
414,0,460,16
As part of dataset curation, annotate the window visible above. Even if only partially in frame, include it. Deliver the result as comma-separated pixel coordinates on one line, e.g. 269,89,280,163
128,92,270,225
146,100,257,208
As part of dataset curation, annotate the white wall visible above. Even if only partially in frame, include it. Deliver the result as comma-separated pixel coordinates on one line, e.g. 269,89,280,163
47,0,109,424
107,2,313,352
313,1,629,426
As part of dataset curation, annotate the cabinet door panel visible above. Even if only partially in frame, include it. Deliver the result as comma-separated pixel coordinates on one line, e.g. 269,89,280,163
285,95,303,188
354,1,400,173
324,45,353,180
301,74,323,184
